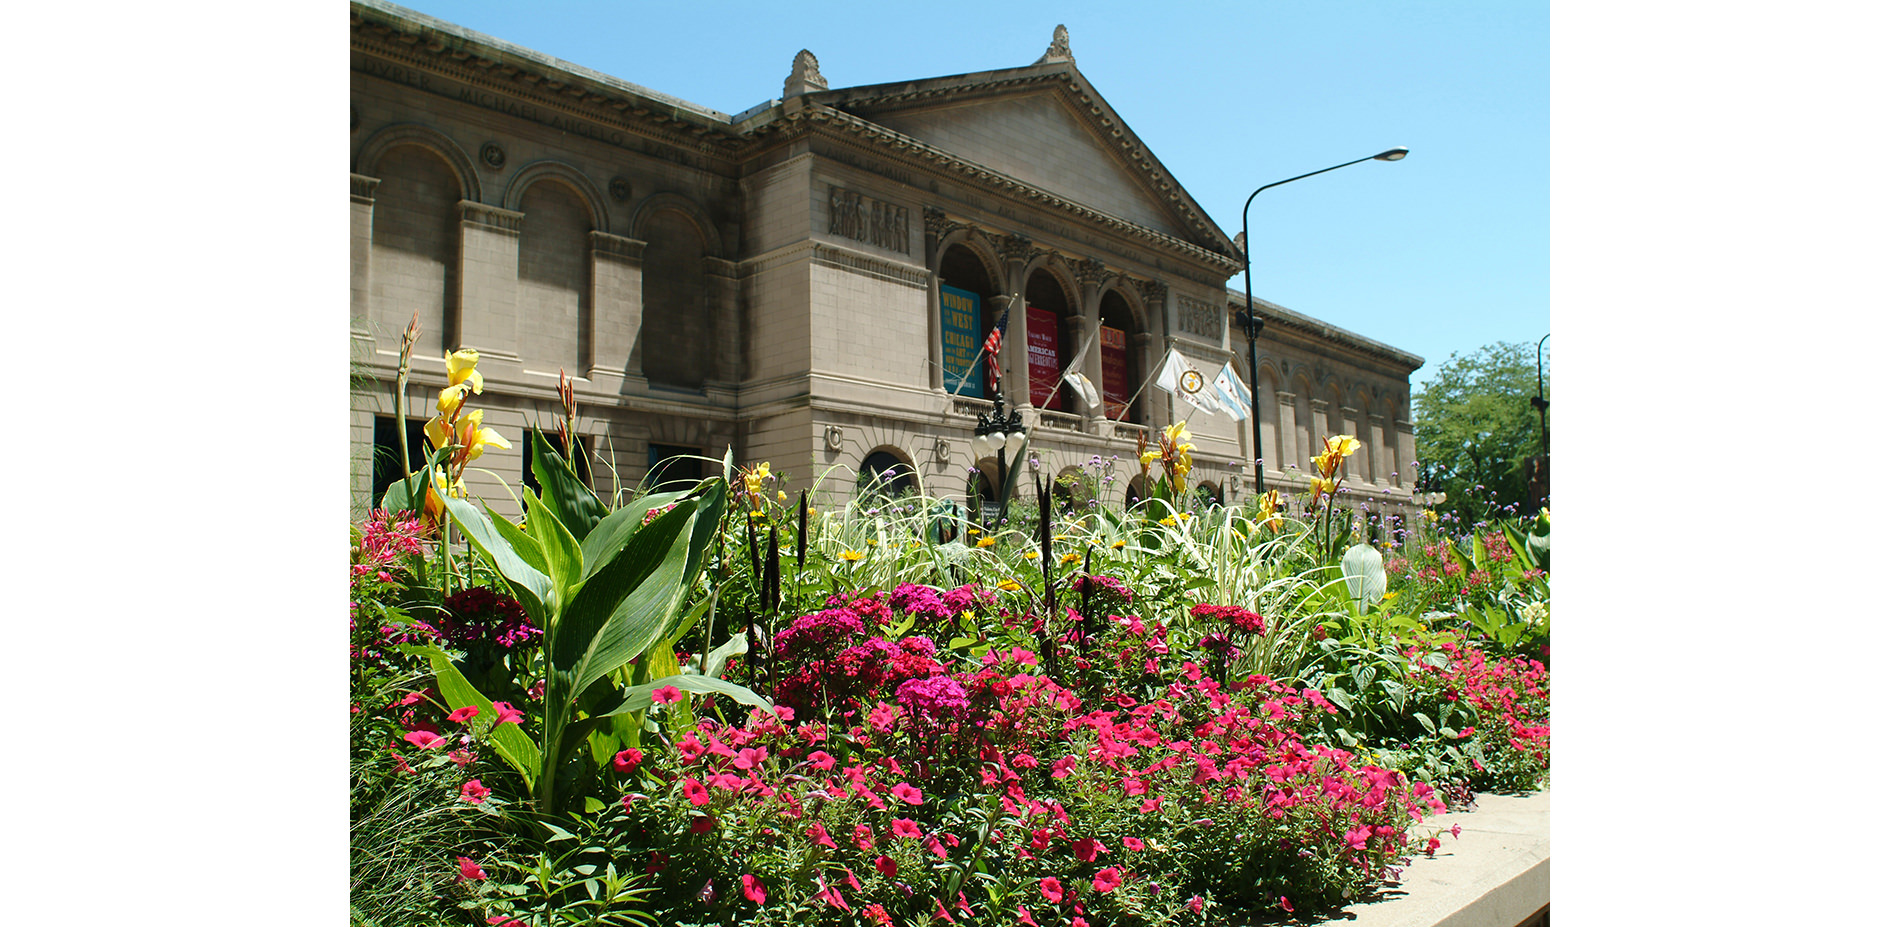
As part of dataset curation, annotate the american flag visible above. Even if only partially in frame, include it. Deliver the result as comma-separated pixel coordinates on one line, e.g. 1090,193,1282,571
981,303,1010,392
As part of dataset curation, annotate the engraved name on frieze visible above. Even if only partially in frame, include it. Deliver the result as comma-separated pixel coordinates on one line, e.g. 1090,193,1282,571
828,186,911,255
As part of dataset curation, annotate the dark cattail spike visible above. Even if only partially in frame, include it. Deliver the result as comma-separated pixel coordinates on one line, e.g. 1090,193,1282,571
797,489,809,570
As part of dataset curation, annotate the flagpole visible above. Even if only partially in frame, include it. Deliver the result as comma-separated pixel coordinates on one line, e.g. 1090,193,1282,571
1114,347,1171,424
1037,320,1102,413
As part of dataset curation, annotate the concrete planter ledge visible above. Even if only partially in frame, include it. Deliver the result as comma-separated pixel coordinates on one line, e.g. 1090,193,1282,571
1316,790,1549,927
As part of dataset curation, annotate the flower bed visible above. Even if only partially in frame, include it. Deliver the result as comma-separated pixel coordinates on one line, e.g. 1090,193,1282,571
350,348,1549,927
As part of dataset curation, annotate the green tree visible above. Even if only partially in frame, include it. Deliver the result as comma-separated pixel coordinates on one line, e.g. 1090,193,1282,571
1411,341,1547,528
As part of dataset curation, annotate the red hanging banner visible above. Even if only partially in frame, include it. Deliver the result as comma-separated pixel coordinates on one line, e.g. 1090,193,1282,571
1100,325,1129,419
1026,305,1061,408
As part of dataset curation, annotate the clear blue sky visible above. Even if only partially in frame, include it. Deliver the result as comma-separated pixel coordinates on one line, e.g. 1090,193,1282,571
390,0,1549,391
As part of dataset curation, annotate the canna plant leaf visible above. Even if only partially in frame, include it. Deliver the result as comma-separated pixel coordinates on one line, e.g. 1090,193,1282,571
528,426,608,542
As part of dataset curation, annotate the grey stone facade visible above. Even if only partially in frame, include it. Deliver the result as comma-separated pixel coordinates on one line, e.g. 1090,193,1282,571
349,2,1422,524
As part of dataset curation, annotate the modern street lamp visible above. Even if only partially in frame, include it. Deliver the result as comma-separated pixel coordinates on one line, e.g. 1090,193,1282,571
972,393,1026,531
1239,147,1408,495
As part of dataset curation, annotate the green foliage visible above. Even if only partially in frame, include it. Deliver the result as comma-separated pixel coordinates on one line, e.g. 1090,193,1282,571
1412,341,1547,526
435,439,769,815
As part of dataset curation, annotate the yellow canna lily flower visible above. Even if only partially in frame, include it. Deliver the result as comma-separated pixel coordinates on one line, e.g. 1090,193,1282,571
1326,434,1362,459
1309,475,1337,496
436,382,473,413
453,410,512,463
777,490,787,501
1164,422,1194,450
445,349,483,393
1140,450,1162,468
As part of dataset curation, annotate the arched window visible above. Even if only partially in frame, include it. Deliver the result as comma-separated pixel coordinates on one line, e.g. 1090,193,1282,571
369,144,461,352
1195,481,1224,509
858,450,918,498
938,243,999,399
1099,288,1141,423
1125,474,1153,511
1024,267,1075,412
517,179,591,372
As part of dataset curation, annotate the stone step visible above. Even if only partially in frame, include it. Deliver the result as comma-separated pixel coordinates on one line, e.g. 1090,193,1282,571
1316,789,1550,927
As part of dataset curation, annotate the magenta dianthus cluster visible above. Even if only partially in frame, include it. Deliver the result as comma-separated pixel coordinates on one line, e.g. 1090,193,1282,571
1189,603,1267,636
438,587,542,650
894,674,970,722
773,609,865,662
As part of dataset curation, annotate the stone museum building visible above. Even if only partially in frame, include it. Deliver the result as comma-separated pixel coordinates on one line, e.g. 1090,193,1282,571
349,0,1423,524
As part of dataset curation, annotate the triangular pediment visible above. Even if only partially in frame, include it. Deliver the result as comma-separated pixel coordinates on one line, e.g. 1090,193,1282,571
809,64,1236,259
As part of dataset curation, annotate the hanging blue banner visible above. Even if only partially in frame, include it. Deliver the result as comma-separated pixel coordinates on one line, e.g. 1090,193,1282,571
940,284,983,397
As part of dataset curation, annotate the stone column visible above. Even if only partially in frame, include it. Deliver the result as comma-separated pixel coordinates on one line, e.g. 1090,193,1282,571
457,200,524,360
1308,399,1331,464
1395,419,1417,489
349,173,380,518
1339,405,1362,483
1138,279,1169,427
1000,234,1034,410
1367,412,1390,487
1077,259,1107,424
350,174,378,339
923,208,948,393
587,230,645,390
1276,391,1297,472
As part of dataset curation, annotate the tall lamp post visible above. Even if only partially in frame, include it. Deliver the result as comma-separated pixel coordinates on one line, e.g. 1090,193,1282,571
1239,147,1409,495
972,393,1026,531
1531,333,1550,454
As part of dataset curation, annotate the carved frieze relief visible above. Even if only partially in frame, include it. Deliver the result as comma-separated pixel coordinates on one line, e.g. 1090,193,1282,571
828,186,911,255
1177,295,1223,342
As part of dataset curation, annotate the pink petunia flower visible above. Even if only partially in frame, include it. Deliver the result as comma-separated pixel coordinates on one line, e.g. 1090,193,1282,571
1017,904,1040,926
653,685,684,705
1038,877,1064,903
1092,867,1122,892
1073,837,1104,862
1280,896,1295,912
808,750,836,771
691,815,715,834
1122,836,1145,852
681,778,710,806
1343,825,1372,850
742,873,766,904
613,748,644,772
807,822,838,849
459,779,490,803
403,730,446,750
491,701,526,725
455,856,486,881
891,782,925,805
892,818,923,839
446,705,480,724
876,854,898,877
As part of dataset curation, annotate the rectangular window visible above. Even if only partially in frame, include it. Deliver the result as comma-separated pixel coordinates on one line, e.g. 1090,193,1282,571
647,444,701,491
371,415,430,513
